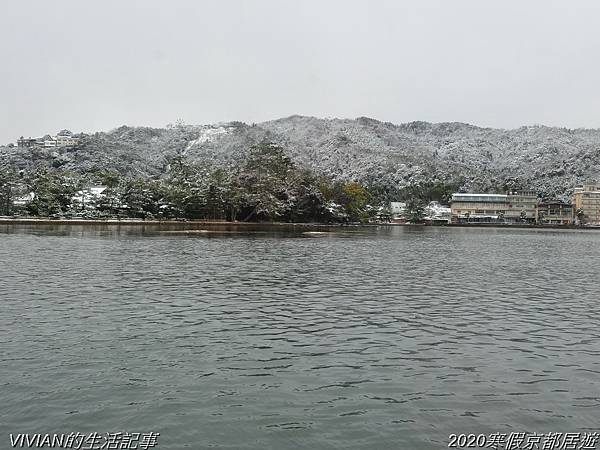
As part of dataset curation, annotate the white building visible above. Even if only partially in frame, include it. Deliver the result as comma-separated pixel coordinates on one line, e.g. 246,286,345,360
390,202,406,219
55,130,78,147
17,130,79,149
451,191,538,223
425,201,452,223
42,135,57,148
72,186,107,209
13,192,35,207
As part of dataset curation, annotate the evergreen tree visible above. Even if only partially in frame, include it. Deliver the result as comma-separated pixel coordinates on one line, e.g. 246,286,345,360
26,170,80,216
0,166,16,215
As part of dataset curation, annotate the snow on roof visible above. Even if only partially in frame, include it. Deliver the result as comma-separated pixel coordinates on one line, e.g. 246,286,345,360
452,193,507,202
452,193,507,198
13,192,35,205
88,186,107,195
72,186,107,203
390,202,406,214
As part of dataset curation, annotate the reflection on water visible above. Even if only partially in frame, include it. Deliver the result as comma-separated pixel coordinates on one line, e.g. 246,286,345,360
1,225,599,449
0,222,347,238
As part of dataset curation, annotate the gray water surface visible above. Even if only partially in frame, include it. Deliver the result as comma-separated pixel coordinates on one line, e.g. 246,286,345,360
1,226,599,449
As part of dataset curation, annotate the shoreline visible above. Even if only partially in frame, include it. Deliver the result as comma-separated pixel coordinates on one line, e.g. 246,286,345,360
1,217,599,231
447,223,600,230
0,218,353,227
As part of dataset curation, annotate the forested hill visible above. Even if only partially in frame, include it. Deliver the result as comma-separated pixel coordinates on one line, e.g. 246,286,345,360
3,115,600,198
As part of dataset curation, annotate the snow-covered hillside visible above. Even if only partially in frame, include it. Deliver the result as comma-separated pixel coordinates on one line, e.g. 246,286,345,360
2,116,599,197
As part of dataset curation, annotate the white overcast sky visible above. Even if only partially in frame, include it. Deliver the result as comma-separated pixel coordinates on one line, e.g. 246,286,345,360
2,0,599,143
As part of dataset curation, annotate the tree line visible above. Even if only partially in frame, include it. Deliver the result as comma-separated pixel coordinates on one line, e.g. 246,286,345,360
0,142,457,223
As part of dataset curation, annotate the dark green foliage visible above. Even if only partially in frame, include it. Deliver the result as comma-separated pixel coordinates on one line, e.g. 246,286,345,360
235,142,296,221
404,198,426,224
120,178,167,219
378,204,393,222
401,185,428,224
3,117,600,200
25,170,81,216
5,142,383,222
0,166,16,215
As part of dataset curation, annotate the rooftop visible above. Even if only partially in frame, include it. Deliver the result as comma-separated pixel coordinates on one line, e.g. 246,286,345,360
451,193,508,203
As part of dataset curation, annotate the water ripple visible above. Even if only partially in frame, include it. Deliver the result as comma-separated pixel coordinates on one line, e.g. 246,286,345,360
1,226,600,449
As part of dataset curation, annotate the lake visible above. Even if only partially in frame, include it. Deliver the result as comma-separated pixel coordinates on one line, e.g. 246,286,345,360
1,224,599,449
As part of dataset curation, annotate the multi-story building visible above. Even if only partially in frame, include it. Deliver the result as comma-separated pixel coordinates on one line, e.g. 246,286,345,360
17,137,37,148
536,200,573,225
451,193,509,223
451,191,538,223
41,134,57,148
16,130,79,149
55,130,78,147
572,184,600,225
505,191,538,223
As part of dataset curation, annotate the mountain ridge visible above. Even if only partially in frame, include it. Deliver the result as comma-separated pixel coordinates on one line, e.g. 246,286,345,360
2,115,600,198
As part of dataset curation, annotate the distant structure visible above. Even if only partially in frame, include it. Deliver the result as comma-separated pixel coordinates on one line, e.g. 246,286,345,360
16,137,37,148
55,129,79,147
572,183,600,225
450,191,537,224
424,201,451,224
536,200,574,225
17,130,79,149
389,202,406,223
387,201,451,224
12,192,35,207
72,186,107,209
506,191,538,222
